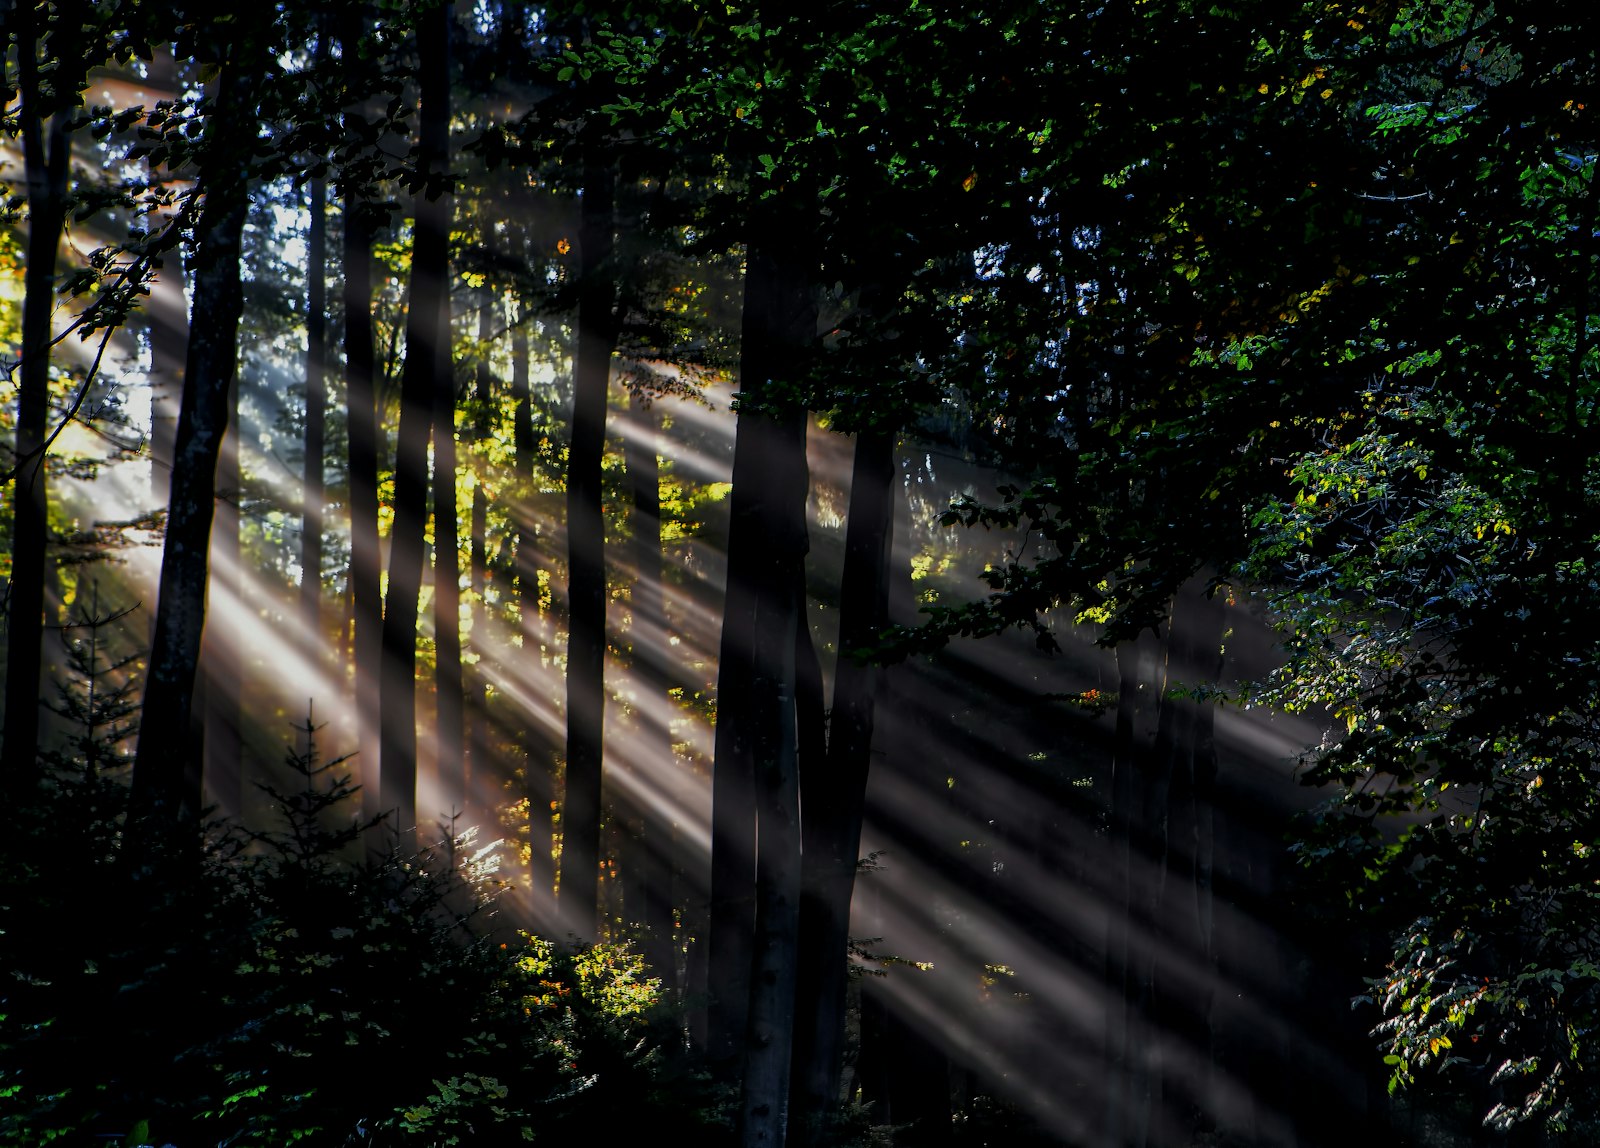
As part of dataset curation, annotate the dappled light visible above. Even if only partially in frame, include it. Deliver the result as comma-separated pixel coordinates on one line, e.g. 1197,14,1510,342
7,2,1600,1146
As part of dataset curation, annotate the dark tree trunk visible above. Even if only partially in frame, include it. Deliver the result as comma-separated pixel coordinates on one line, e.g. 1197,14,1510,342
468,297,495,804
145,46,186,526
791,428,897,1145
1154,579,1226,1138
147,253,187,517
433,272,464,826
739,558,805,1148
562,157,617,940
201,371,242,821
130,52,258,836
1102,624,1168,1148
302,148,328,640
705,200,816,1142
510,302,558,925
378,4,450,837
344,198,383,834
1,16,71,782
621,390,678,984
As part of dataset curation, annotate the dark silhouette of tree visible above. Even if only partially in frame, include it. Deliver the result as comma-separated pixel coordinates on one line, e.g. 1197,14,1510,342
131,16,268,839
790,428,897,1143
301,31,329,642
433,239,464,819
562,155,617,939
378,0,451,836
2,0,77,781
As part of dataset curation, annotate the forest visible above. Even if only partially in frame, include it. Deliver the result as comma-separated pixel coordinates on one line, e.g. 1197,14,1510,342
2,0,1598,1145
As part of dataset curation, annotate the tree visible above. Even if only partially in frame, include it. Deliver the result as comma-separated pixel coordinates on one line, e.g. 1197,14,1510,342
378,0,452,837
619,382,678,985
2,0,81,780
432,220,465,820
301,25,330,642
562,152,618,939
790,426,897,1145
1240,5,1600,1132
131,11,272,837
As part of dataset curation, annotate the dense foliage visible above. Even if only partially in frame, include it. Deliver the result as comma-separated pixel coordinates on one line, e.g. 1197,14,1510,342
0,704,710,1147
6,0,1600,1143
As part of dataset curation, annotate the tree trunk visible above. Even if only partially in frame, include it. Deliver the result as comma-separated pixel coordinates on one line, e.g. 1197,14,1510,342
377,3,450,837
145,46,186,526
621,390,678,984
740,561,805,1148
433,269,464,826
706,201,816,1140
1,15,71,782
130,51,258,837
201,369,242,821
468,296,495,807
791,428,896,1145
146,253,187,517
562,157,618,940
344,197,383,835
302,145,328,641
510,301,558,924
1102,624,1168,1148
1148,579,1229,1142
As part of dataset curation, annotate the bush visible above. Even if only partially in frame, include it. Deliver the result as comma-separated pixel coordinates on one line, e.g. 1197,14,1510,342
0,712,719,1147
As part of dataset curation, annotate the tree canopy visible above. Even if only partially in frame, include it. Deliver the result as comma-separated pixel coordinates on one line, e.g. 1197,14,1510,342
4,0,1600,1144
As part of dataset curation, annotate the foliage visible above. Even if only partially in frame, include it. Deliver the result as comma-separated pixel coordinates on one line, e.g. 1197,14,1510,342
0,712,721,1147
1237,2,1600,1130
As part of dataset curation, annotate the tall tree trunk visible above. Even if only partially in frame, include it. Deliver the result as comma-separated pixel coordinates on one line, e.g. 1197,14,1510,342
201,370,242,820
468,296,495,806
706,200,816,1142
147,249,188,529
145,46,186,528
1154,578,1226,1140
302,141,328,641
1,16,71,782
510,302,557,923
791,427,897,1145
433,272,464,826
740,561,805,1148
378,3,450,837
345,198,383,833
621,390,678,983
131,51,259,837
1102,624,1168,1148
562,157,617,939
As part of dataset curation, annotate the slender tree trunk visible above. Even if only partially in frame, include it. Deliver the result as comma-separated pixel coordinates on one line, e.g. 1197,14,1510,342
131,52,258,836
1,19,71,781
433,273,464,826
562,157,617,939
706,200,816,1141
1154,578,1226,1139
1102,624,1168,1148
201,370,242,820
468,297,495,806
621,390,678,983
378,3,450,837
740,560,805,1148
509,303,557,926
147,253,188,501
302,143,328,640
145,46,186,527
791,428,896,1145
345,197,383,834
